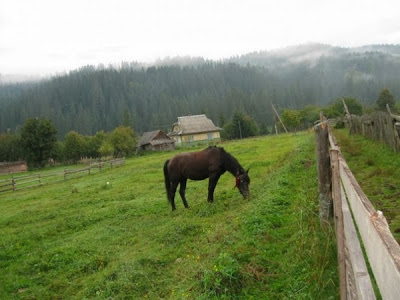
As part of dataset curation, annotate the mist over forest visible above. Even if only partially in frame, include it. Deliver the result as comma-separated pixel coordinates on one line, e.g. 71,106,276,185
1,43,400,138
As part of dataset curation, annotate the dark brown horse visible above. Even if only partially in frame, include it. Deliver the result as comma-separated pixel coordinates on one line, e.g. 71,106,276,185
163,146,250,211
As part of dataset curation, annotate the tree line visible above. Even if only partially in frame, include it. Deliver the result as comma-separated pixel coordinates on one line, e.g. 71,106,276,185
0,118,136,168
1,44,400,139
1,87,394,167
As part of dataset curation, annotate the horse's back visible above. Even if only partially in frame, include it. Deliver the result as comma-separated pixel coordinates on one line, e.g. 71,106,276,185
168,148,221,181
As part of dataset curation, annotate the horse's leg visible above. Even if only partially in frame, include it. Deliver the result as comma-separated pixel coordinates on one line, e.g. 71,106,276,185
207,174,221,203
170,181,179,211
179,178,189,209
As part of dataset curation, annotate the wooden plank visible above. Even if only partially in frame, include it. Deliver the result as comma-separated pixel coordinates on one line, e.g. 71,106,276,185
0,187,14,192
15,179,40,185
0,182,13,188
40,172,64,178
0,178,12,183
12,173,39,180
341,184,376,299
90,162,105,168
340,154,400,300
65,167,90,174
330,148,347,299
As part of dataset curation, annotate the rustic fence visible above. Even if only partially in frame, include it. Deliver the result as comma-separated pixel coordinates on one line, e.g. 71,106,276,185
345,108,400,152
0,158,125,193
316,122,400,299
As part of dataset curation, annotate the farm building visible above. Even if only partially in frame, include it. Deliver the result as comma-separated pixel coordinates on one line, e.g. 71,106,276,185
168,114,221,145
137,130,175,151
0,161,27,174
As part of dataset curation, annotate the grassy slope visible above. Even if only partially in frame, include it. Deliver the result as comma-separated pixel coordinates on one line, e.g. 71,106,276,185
334,129,400,243
0,132,338,299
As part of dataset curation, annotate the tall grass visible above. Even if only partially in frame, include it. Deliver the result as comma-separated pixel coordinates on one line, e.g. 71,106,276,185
334,129,400,244
0,132,338,299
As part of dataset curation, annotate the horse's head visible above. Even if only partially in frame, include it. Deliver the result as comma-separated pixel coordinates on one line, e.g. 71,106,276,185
235,169,250,198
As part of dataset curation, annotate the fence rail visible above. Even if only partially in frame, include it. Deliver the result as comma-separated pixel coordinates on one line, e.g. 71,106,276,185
316,121,400,299
345,109,400,152
0,158,125,193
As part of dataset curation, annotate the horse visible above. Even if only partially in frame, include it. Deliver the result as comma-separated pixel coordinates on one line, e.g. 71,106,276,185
163,146,250,211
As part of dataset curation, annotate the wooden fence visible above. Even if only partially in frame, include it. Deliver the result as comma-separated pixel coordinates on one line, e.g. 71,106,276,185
0,173,41,192
316,123,400,299
345,109,400,152
0,158,125,193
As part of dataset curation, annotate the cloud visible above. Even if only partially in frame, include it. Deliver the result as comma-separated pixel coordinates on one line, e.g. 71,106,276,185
1,0,400,75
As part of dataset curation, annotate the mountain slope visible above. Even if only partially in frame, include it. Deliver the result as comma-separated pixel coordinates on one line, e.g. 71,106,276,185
1,44,400,137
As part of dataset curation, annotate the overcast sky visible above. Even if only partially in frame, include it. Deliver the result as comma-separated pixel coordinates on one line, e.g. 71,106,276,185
1,0,400,76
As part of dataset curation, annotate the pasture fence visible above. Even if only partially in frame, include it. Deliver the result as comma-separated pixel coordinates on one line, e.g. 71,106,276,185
344,106,400,152
316,121,400,299
0,158,125,193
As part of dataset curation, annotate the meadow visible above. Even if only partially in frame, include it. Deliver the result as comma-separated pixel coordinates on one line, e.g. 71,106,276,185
0,132,338,299
334,129,400,244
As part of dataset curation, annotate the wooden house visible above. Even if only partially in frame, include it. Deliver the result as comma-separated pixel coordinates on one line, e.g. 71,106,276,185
0,161,28,174
137,130,175,152
168,114,221,145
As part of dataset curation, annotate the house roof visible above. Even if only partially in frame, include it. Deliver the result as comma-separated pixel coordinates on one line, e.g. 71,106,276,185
169,114,221,136
137,130,174,146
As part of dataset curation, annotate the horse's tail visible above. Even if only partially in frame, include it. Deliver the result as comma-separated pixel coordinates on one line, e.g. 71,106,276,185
163,160,171,203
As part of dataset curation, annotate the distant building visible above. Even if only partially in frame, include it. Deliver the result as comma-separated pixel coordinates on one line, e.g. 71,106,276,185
0,161,28,174
137,130,175,152
168,114,221,145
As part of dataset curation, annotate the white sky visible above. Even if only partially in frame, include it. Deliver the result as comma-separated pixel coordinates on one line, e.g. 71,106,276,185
1,0,400,75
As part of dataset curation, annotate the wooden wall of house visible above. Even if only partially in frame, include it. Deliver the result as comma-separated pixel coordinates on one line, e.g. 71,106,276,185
181,131,221,143
0,161,28,174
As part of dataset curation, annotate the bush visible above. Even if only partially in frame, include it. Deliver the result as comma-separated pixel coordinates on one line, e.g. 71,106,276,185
199,253,243,297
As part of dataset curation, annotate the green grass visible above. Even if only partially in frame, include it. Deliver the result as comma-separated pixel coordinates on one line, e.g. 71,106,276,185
334,129,400,244
0,132,338,299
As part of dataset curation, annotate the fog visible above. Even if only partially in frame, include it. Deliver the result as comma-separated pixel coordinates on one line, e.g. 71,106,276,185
1,0,399,76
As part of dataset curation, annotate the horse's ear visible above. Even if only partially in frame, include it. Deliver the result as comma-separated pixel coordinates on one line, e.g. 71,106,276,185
246,168,250,174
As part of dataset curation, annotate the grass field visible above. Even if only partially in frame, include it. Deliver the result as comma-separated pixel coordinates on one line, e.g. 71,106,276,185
0,132,338,299
334,129,400,244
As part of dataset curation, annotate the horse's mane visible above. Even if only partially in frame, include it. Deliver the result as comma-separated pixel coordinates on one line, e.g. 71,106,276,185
211,146,244,174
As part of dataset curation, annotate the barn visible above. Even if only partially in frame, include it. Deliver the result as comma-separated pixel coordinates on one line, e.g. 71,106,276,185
136,130,175,152
168,114,221,145
0,161,28,174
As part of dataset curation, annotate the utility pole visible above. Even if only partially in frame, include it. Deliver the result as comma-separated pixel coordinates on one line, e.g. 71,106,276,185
270,102,288,133
342,98,353,134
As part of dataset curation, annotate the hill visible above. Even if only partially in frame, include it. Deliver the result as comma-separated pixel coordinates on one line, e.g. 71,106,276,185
1,43,400,137
0,133,338,298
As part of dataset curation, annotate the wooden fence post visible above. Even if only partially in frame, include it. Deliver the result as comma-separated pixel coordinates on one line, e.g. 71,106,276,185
342,98,353,134
315,119,333,223
12,175,15,192
330,145,347,299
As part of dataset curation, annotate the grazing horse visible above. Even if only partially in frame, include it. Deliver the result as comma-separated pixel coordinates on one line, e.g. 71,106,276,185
163,146,250,211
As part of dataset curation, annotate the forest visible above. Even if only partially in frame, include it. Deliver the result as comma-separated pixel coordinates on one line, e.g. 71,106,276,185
1,43,400,139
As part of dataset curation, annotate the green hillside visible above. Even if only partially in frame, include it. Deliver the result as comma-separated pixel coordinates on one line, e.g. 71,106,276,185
0,133,338,299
